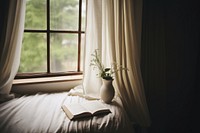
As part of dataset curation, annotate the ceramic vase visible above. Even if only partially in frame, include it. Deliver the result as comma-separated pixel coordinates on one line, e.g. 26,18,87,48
100,79,115,103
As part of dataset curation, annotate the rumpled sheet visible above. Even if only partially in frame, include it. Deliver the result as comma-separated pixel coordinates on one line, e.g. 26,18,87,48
0,92,134,133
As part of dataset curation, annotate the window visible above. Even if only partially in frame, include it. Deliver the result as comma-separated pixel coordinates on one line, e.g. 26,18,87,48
16,0,86,78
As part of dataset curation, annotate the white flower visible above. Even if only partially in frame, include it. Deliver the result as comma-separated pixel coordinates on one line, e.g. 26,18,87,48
90,49,128,80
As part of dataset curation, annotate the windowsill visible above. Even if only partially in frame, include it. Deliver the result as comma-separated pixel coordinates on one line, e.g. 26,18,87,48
13,75,83,85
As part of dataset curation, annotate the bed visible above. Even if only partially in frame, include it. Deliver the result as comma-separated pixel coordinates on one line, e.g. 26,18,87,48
0,90,134,133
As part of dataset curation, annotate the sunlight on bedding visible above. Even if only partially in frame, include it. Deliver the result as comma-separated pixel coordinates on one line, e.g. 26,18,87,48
0,92,134,133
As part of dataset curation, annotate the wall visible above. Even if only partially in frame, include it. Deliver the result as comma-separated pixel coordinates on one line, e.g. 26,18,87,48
141,0,200,133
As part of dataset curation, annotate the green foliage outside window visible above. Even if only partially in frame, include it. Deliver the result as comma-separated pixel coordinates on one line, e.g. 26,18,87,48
18,0,84,73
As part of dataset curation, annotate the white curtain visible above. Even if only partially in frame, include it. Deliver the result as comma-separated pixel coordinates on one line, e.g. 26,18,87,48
82,0,110,98
83,0,151,127
0,0,26,103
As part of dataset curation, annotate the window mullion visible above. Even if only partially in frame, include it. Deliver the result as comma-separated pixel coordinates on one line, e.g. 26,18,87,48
77,0,82,72
47,0,50,73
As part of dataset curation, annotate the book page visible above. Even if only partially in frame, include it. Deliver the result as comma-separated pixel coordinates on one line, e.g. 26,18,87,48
81,101,111,114
65,103,89,115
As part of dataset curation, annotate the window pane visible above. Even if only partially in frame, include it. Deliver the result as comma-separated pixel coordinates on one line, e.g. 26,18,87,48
18,33,47,73
25,0,46,30
81,0,86,31
80,34,85,71
50,0,79,30
50,33,78,72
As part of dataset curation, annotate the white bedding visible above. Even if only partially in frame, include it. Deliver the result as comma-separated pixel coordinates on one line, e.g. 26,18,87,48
0,92,134,133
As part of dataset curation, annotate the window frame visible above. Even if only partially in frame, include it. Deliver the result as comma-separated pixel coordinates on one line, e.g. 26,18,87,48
15,0,85,79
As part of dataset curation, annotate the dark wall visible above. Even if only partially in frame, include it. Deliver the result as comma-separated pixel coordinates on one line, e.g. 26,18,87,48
141,0,200,133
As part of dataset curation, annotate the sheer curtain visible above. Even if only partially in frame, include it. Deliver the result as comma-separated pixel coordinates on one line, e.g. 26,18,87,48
83,0,151,127
82,0,114,99
0,0,26,103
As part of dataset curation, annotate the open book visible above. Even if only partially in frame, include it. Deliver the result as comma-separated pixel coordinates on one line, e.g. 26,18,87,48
61,101,111,120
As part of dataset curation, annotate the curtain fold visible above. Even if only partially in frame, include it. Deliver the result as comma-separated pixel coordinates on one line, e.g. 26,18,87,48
111,0,151,127
83,0,151,127
83,0,103,98
0,0,26,102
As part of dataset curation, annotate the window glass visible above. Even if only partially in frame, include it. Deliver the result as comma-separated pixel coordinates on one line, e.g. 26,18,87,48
80,34,85,71
81,0,86,31
19,33,47,73
25,0,46,30
50,33,78,72
50,0,79,30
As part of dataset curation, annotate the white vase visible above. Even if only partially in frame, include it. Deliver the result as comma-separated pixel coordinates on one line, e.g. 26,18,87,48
100,79,115,103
